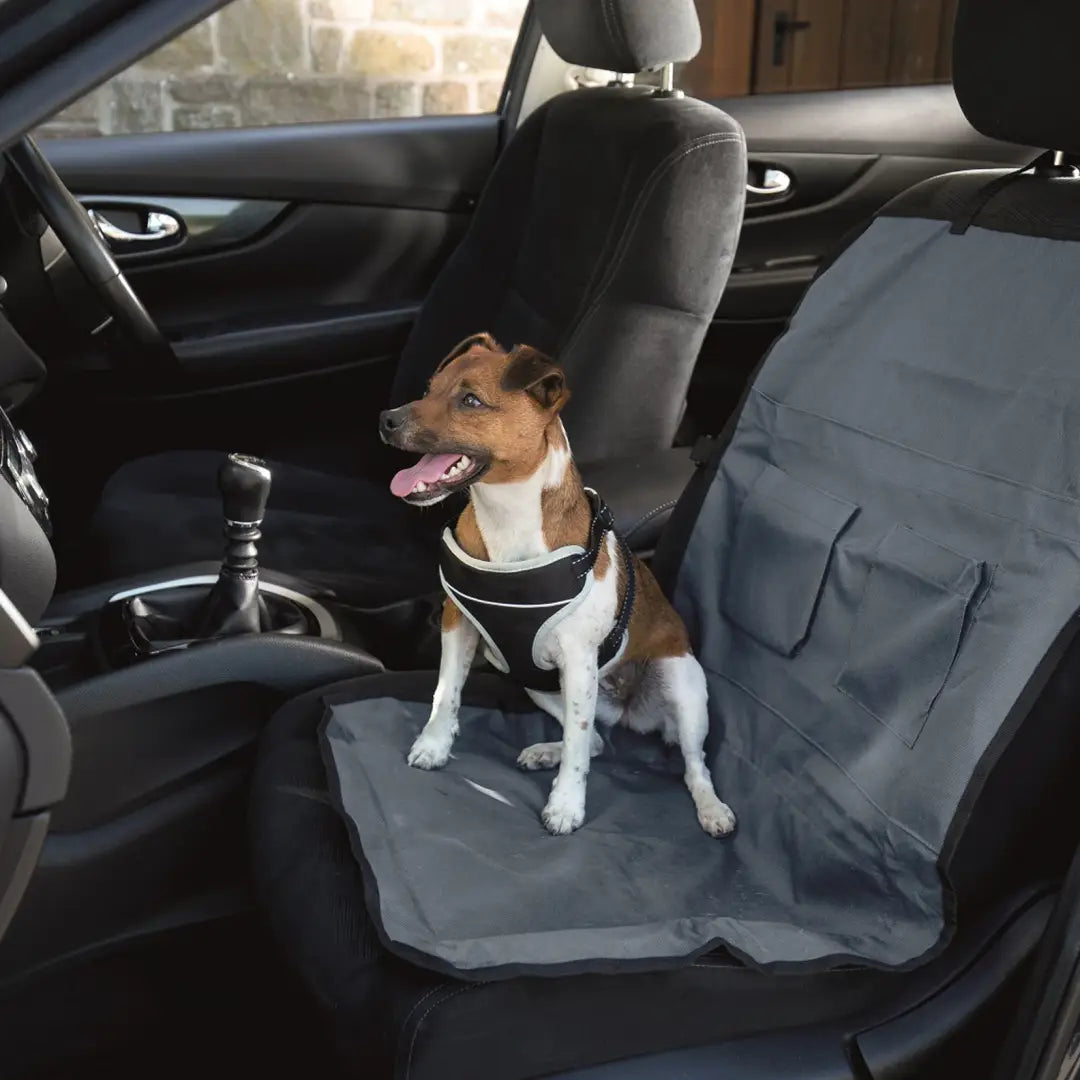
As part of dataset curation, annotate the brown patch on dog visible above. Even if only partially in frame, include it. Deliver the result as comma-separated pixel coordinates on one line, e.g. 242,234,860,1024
622,556,692,662
596,541,690,664
592,538,611,580
441,595,463,631
435,332,498,375
452,502,490,560
540,422,594,552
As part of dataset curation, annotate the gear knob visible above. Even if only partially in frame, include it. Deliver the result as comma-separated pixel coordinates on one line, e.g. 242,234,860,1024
218,453,271,525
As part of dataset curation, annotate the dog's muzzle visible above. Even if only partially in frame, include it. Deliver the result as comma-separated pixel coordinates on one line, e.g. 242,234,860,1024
379,405,412,446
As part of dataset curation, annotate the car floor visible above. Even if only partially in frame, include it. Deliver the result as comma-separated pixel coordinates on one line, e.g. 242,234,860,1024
1,915,348,1079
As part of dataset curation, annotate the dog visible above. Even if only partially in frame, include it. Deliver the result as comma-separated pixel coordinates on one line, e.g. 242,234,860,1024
379,333,735,838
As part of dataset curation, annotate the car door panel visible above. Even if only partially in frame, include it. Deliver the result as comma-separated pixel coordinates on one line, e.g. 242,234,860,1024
688,84,1031,438
121,202,463,381
45,115,498,209
22,116,498,528
43,116,498,375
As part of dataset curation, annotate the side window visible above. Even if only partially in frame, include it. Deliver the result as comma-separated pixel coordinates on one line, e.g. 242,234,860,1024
681,0,958,100
38,0,528,138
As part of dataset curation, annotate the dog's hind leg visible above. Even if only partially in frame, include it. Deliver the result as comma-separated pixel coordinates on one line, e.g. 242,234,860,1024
517,688,605,771
635,654,736,838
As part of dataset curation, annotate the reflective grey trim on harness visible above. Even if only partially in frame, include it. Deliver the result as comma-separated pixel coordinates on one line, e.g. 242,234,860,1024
439,490,636,693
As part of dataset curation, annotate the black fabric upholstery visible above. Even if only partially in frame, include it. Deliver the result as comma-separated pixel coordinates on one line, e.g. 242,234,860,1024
881,168,1080,241
953,0,1078,153
250,674,1049,1079
88,87,744,602
390,89,745,466
88,447,694,599
535,0,701,73
88,451,443,607
574,445,694,553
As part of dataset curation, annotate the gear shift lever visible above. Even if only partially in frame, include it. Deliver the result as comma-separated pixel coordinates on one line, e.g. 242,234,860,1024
108,452,313,664
197,453,272,637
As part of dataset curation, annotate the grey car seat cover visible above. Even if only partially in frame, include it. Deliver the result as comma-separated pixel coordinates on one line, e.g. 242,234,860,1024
322,214,1080,977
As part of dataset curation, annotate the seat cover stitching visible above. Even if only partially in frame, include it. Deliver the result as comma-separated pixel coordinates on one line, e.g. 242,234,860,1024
600,0,631,70
395,985,445,1065
625,498,677,541
561,133,744,361
404,985,479,1079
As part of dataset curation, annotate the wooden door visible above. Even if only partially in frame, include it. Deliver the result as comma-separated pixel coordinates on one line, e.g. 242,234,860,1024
753,0,845,93
840,0,895,88
687,0,957,101
682,0,757,99
889,0,945,83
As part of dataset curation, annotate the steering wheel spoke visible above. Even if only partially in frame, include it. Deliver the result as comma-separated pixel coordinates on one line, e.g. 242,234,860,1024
4,135,174,368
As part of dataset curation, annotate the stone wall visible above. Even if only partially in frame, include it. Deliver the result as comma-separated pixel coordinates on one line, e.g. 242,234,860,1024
39,0,527,137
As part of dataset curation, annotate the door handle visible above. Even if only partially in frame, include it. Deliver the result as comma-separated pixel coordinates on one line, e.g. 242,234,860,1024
747,167,792,198
87,208,182,245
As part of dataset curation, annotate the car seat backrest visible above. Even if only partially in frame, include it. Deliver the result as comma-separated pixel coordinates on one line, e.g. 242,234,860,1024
655,0,1080,939
389,0,747,467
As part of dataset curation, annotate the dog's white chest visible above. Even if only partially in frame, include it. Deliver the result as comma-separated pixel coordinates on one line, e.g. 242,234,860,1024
537,532,621,670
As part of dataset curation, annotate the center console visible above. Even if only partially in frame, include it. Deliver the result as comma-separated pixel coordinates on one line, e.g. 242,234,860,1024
0,443,392,986
31,452,386,688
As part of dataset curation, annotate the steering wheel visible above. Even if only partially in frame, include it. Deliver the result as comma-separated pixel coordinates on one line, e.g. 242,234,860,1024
4,135,173,365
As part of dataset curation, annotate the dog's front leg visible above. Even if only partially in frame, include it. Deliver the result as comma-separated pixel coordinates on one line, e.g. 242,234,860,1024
541,654,597,835
408,599,479,770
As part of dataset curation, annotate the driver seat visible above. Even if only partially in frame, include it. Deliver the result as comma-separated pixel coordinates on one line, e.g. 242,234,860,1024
85,0,747,606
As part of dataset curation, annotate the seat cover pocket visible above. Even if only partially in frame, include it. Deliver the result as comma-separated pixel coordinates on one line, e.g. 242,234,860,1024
723,463,857,656
837,525,983,747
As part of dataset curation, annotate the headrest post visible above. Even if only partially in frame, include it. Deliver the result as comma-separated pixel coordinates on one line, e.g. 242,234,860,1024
1033,150,1079,179
651,62,684,99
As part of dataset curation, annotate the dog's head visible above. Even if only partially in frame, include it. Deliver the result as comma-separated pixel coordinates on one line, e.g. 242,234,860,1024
381,333,569,505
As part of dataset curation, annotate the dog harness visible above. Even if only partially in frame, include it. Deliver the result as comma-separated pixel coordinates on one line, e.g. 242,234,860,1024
438,490,636,693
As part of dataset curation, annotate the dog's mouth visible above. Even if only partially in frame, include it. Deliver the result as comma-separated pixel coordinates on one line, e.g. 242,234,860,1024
389,451,488,504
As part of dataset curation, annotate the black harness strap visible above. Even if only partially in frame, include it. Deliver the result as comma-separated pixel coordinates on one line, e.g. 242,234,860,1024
439,490,635,693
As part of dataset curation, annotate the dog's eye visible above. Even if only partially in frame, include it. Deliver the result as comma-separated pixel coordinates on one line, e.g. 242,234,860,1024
460,392,486,409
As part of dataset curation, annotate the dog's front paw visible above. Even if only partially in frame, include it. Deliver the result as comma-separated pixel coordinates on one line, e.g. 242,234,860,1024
697,797,737,838
407,731,453,770
541,786,586,835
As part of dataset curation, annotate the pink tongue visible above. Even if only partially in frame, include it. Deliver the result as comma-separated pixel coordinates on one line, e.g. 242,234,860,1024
390,453,462,498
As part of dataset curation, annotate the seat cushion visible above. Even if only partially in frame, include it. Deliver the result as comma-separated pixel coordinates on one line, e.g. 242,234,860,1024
86,450,443,606
250,674,1048,1080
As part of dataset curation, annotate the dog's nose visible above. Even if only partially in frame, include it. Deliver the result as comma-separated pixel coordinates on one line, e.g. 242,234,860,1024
380,406,410,438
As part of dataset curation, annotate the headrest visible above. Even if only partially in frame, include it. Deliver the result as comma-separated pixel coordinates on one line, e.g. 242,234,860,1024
953,0,1080,152
535,0,700,74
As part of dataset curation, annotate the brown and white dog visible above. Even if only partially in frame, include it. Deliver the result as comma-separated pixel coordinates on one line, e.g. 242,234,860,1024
380,333,735,837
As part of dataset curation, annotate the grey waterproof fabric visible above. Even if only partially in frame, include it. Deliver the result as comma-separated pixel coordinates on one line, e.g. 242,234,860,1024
323,215,1080,976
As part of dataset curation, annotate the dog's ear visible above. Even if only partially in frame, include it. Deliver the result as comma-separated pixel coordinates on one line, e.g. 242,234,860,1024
434,332,500,375
501,345,569,411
